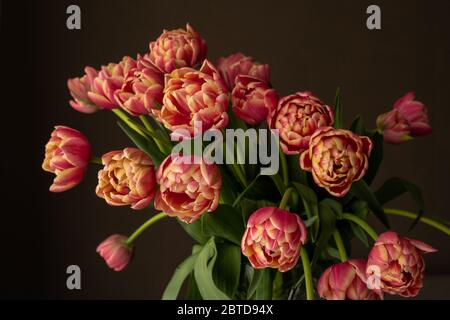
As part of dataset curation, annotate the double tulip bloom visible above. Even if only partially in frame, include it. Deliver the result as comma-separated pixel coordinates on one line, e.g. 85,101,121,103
157,60,229,137
231,75,278,125
366,231,437,297
96,148,157,210
154,154,222,224
149,23,207,74
115,54,164,116
317,259,382,300
269,92,334,155
241,207,308,272
217,52,270,90
376,92,432,144
42,126,91,192
300,127,372,197
88,56,138,110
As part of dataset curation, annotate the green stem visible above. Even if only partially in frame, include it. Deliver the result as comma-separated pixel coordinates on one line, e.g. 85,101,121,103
139,115,172,153
232,174,261,207
90,156,103,165
125,213,167,246
342,213,378,241
385,208,450,236
279,149,289,187
139,115,156,135
279,187,294,210
300,247,314,300
333,229,348,262
112,108,148,138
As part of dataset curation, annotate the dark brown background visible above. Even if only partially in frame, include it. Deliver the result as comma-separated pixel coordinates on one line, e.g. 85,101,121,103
2,0,449,299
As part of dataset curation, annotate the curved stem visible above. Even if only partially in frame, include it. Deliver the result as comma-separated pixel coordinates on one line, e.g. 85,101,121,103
90,156,103,165
385,208,450,236
342,213,378,241
279,187,294,210
332,229,348,262
112,108,148,138
300,247,314,300
232,174,261,207
279,149,289,187
125,213,167,246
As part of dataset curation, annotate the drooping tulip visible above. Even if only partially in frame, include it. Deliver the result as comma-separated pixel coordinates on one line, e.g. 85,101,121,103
96,148,157,210
149,23,207,73
241,207,307,272
300,127,372,197
88,56,137,109
42,126,91,192
376,92,432,144
154,154,222,224
97,234,133,272
67,66,100,114
317,259,382,300
366,231,437,297
268,92,334,154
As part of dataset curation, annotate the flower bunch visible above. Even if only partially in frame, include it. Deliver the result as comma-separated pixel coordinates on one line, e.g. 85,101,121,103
43,23,448,300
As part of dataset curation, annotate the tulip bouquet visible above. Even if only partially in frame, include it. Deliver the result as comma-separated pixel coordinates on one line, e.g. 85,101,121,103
43,24,450,300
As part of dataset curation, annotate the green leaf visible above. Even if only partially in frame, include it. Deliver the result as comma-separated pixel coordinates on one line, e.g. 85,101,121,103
213,242,241,297
202,204,245,246
287,154,308,185
186,273,203,300
292,182,320,241
326,246,341,260
333,87,343,129
269,173,286,196
312,202,337,267
321,198,343,219
349,115,365,135
351,180,390,228
350,222,369,247
117,121,165,167
255,268,273,300
194,238,230,300
375,177,425,229
364,132,383,185
178,219,209,244
162,253,198,300
247,268,264,299
219,166,237,205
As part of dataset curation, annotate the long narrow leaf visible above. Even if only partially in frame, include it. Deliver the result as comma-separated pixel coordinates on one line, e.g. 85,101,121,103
162,253,198,300
333,87,343,129
351,180,390,228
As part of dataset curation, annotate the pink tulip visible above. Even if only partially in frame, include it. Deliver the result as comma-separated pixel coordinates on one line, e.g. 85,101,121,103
231,75,278,125
268,92,334,154
241,207,307,272
115,54,164,116
97,234,133,272
149,23,207,73
317,259,382,300
96,148,157,210
42,126,91,192
376,92,432,144
154,154,222,224
300,127,372,197
156,60,229,137
67,66,100,114
366,231,437,297
217,52,269,90
88,56,137,109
